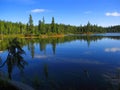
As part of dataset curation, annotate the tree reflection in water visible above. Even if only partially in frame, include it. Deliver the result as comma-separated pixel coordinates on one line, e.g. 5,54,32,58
0,38,27,79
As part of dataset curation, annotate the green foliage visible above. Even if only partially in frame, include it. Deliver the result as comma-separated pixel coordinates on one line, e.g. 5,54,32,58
0,15,120,35
51,17,56,33
106,25,120,32
28,14,34,34
38,20,41,34
39,17,46,34
0,20,26,34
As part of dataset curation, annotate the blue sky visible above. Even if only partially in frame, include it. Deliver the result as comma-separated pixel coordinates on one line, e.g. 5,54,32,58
0,0,120,26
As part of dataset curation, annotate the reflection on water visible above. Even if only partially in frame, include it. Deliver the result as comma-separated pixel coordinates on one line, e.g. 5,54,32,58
103,68,120,90
0,38,27,79
0,35,120,55
0,34,120,89
105,48,120,52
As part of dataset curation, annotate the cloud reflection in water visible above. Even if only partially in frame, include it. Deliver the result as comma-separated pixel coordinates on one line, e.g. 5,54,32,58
105,48,120,52
34,55,47,59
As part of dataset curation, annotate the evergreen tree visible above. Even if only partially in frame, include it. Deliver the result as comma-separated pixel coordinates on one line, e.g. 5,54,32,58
51,17,56,33
41,17,45,34
26,23,29,34
38,20,41,34
0,15,120,35
86,21,91,32
19,22,23,34
38,17,46,34
0,21,4,34
28,14,34,34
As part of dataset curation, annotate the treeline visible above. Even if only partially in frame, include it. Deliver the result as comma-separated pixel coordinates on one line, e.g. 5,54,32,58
106,25,120,32
0,14,120,35
0,20,26,34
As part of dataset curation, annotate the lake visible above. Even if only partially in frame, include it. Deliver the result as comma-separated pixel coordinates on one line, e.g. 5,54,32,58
0,33,120,90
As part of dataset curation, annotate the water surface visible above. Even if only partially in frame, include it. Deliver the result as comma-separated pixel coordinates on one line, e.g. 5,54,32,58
0,34,120,90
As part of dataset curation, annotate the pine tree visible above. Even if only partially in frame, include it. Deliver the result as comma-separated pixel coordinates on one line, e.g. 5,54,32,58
38,20,41,34
28,14,34,34
26,23,29,34
19,22,23,34
51,17,56,33
38,17,46,34
41,17,45,34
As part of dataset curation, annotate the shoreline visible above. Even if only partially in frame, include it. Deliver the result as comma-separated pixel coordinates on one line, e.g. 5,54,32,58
0,34,65,39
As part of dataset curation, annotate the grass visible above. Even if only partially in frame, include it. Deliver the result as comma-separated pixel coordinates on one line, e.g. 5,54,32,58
0,34,65,39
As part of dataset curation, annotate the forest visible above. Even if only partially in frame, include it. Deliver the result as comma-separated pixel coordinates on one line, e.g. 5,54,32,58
0,14,120,35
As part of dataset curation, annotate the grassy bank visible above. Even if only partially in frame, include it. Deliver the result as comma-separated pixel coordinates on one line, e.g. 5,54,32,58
0,34,65,39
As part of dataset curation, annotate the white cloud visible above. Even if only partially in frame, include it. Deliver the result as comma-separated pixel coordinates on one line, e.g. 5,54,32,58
31,9,46,13
105,48,120,52
105,12,120,16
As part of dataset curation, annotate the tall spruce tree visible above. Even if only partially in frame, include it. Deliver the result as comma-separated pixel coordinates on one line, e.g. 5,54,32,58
51,17,56,33
38,20,41,34
38,17,45,34
41,17,45,34
28,14,34,34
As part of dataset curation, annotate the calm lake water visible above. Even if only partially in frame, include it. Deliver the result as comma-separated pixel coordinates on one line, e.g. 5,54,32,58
0,33,120,90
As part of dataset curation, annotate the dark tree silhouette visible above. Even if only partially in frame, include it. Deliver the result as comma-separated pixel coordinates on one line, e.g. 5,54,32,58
0,38,27,79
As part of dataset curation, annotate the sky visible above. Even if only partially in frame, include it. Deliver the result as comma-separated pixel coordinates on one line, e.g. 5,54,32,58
0,0,120,27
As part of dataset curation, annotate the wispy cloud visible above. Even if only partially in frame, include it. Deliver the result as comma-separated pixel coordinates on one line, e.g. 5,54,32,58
3,0,35,3
105,12,120,17
31,9,46,13
84,11,92,14
105,48,120,52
